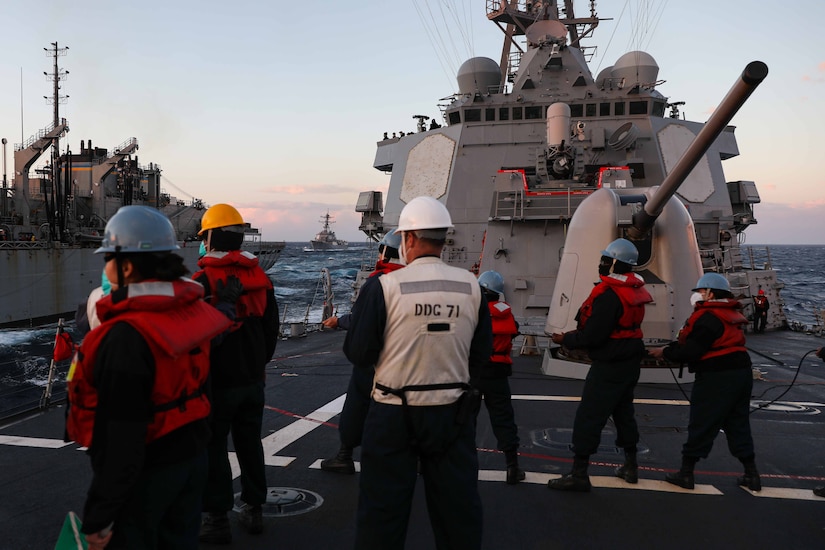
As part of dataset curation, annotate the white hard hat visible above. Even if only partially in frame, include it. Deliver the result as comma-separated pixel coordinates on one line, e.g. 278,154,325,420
397,196,453,232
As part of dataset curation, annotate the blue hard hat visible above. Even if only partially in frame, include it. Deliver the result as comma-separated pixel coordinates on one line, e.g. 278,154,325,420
478,270,505,295
379,229,402,249
692,273,731,293
95,205,179,254
600,238,639,265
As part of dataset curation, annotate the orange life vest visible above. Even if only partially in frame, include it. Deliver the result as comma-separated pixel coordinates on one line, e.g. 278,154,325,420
371,259,405,277
753,295,768,310
66,278,232,448
678,299,748,360
577,273,653,339
489,301,519,365
195,250,273,330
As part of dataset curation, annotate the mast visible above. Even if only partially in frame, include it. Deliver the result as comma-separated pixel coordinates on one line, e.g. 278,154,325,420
487,0,604,85
43,42,69,240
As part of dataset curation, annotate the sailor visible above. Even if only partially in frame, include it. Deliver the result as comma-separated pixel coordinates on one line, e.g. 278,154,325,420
753,289,769,333
649,273,761,491
344,196,492,549
548,238,653,492
66,205,232,549
319,229,405,474
195,203,280,544
472,270,525,484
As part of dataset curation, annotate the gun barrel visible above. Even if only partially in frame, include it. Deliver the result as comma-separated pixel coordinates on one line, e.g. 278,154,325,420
629,61,768,239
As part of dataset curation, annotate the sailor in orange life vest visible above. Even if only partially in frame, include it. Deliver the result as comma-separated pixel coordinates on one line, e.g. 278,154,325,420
319,229,405,474
752,289,769,333
344,196,492,549
648,273,761,491
66,206,233,550
472,270,525,484
194,204,280,544
548,238,653,492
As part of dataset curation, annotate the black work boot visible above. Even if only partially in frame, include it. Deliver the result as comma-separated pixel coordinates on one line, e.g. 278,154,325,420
737,456,762,492
813,486,825,497
199,511,231,544
665,456,697,489
615,448,638,484
320,444,356,474
548,455,591,492
504,449,526,485
238,502,263,535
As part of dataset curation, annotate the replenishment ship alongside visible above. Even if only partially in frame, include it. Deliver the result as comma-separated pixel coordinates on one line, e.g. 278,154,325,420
0,43,283,327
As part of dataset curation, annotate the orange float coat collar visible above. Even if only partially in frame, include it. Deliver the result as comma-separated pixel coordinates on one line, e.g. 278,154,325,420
67,278,232,448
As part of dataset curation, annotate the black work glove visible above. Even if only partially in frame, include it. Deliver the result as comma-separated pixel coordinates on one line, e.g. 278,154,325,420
215,275,244,303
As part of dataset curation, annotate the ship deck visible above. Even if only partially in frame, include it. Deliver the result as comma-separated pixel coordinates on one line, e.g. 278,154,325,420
1,328,824,549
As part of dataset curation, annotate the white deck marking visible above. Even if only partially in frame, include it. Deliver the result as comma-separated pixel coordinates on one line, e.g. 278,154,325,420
308,458,362,472
258,394,346,469
744,486,825,501
512,395,692,406
0,435,72,449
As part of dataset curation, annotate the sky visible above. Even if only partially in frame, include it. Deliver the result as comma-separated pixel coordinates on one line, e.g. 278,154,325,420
1,0,824,244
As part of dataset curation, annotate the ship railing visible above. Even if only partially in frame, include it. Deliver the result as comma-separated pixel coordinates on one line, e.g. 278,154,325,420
490,187,592,221
13,118,66,152
110,137,138,157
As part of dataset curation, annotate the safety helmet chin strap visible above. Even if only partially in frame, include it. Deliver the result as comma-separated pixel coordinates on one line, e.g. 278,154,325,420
114,245,125,289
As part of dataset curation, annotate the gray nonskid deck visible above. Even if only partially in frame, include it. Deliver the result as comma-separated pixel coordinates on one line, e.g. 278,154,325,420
1,328,823,549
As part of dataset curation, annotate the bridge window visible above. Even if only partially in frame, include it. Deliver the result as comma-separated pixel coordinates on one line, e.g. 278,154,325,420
652,100,666,117
499,107,510,121
525,106,542,119
464,109,481,122
600,102,611,116
486,108,496,121
570,104,584,117
513,107,523,120
629,100,648,115
448,111,461,125
614,102,625,116
585,103,597,117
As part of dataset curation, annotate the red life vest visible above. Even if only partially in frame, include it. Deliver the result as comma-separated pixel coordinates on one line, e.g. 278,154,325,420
371,259,404,277
753,295,768,310
678,299,748,359
66,278,233,448
195,250,273,330
577,273,653,339
488,300,519,365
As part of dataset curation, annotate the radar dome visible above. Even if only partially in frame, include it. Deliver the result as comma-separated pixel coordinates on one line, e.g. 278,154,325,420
611,51,659,86
595,66,614,87
457,57,501,95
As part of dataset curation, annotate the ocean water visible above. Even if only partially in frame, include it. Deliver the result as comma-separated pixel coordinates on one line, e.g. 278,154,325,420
1,243,823,417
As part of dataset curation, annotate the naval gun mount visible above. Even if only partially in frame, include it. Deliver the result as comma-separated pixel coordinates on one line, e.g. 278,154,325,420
543,61,768,384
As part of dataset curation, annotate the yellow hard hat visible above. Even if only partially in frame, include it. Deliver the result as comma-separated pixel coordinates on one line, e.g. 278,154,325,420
199,203,244,235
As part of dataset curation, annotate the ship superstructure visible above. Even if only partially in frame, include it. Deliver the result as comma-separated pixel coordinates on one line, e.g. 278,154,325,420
356,0,782,337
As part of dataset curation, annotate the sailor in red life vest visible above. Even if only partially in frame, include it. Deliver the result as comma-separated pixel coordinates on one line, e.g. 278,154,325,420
193,204,279,544
548,238,653,492
649,273,761,491
752,288,770,333
471,270,525,484
319,229,405,474
66,206,233,550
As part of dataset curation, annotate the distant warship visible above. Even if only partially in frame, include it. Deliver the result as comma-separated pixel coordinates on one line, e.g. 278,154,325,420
308,211,348,251
353,1,781,377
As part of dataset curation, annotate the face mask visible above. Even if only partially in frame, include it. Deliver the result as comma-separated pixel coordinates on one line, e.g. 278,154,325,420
199,241,207,258
689,292,703,307
101,270,112,296
398,232,408,265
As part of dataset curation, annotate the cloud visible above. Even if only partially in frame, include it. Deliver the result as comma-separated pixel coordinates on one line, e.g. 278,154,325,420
260,183,363,196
